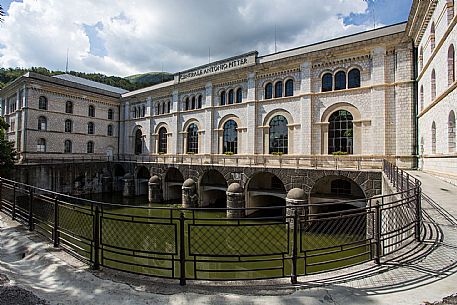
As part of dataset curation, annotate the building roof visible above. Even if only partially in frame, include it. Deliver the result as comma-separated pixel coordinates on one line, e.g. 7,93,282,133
53,74,129,94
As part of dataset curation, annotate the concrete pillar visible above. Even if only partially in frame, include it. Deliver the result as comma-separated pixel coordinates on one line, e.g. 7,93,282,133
182,178,198,208
148,175,163,203
286,188,306,226
122,173,135,197
226,183,245,218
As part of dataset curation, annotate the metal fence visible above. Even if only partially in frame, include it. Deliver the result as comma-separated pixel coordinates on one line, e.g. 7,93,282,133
0,160,421,285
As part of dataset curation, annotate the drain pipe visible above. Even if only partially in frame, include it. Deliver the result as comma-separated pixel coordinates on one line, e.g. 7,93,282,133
412,43,419,169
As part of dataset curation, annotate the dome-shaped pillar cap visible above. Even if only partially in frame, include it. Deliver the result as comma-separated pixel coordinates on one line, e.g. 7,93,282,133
123,173,133,180
183,178,196,187
227,182,243,193
287,188,306,200
149,175,160,183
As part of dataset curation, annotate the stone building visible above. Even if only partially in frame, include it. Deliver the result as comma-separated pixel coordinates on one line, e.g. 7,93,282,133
407,0,457,185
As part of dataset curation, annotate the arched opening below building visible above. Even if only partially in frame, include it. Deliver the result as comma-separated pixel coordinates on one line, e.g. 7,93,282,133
199,170,227,208
246,172,286,218
164,167,184,202
113,164,125,192
136,166,150,196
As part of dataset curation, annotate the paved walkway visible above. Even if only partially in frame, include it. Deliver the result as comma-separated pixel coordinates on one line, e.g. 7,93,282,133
1,171,457,304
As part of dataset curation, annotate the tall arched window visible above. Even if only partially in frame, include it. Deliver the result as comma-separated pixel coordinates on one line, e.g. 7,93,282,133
223,120,238,154
108,108,114,120
64,140,72,153
328,110,353,154
432,121,437,154
322,73,333,92
134,107,138,118
274,81,283,98
37,138,46,152
191,96,196,109
65,101,73,114
197,95,202,108
431,22,436,52
449,111,456,153
448,0,455,24
228,89,234,104
220,91,226,105
419,47,424,71
142,105,146,116
431,69,437,100
285,79,294,97
167,101,171,113
265,83,273,99
348,69,361,88
88,122,95,134
420,85,424,111
88,105,95,117
334,71,346,90
64,119,72,133
135,129,143,155
236,88,242,103
185,97,190,110
107,124,113,136
38,116,47,131
87,141,94,154
269,115,288,154
39,96,47,110
158,127,167,154
187,123,198,154
448,44,455,86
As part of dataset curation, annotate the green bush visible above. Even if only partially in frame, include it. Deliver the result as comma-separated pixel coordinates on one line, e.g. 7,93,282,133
332,151,348,156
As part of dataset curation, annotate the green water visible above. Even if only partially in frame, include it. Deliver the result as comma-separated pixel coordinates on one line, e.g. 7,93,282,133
60,192,372,281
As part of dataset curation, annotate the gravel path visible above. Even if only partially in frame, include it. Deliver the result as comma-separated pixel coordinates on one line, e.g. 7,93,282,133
0,273,49,305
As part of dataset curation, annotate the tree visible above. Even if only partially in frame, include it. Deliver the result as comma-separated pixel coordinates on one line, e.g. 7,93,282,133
0,117,17,172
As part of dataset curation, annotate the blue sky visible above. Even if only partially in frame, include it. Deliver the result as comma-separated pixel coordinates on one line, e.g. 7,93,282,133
0,0,413,77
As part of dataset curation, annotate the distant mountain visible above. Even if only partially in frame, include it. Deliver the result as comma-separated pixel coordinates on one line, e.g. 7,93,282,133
126,72,174,86
0,67,174,92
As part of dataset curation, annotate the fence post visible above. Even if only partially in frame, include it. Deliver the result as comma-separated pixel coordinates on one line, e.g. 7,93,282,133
92,203,101,270
415,186,422,242
53,195,60,247
374,200,382,264
179,212,186,286
12,183,17,220
0,180,3,211
291,207,299,284
28,188,34,231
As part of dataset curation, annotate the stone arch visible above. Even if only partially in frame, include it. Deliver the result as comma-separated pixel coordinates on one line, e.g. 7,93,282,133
321,103,362,155
245,171,287,218
154,122,170,154
262,109,295,154
135,166,150,196
198,169,228,208
182,118,201,131
163,167,184,202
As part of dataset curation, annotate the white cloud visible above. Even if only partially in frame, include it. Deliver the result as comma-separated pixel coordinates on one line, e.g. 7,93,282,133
0,0,371,77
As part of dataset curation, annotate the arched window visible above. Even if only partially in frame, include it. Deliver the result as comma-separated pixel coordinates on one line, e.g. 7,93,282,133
334,71,346,90
236,88,242,103
274,81,283,98
108,108,114,120
65,101,73,114
449,111,456,153
269,115,288,154
135,129,143,155
328,110,353,154
134,107,137,118
167,101,171,113
88,105,95,117
37,138,46,152
285,79,294,97
107,124,113,136
163,102,167,114
420,85,424,111
64,140,72,153
322,73,333,92
191,96,196,109
197,95,202,109
88,122,95,134
64,119,72,133
265,83,273,99
449,44,455,86
187,123,198,154
228,89,234,104
158,127,167,154
39,96,47,110
431,69,437,100
158,103,162,115
223,120,238,154
432,121,437,154
448,0,454,24
348,69,361,88
431,22,436,52
220,91,226,105
142,105,146,116
185,97,190,110
38,116,47,131
419,47,424,71
87,141,94,154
